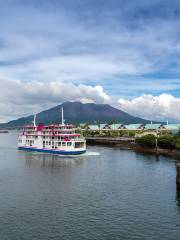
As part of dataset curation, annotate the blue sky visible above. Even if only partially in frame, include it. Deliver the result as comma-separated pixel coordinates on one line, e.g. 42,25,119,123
0,0,180,122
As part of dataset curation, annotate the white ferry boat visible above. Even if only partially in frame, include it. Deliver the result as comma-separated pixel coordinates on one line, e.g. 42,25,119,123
18,108,86,155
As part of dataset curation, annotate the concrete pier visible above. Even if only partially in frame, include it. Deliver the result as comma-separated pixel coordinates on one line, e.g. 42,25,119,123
176,164,180,189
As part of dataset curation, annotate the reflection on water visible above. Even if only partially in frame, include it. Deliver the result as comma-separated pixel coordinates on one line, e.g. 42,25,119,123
176,189,180,207
0,131,180,240
19,151,85,169
18,149,100,169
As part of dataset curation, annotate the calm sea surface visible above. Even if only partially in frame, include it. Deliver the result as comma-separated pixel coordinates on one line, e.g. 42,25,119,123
0,131,180,240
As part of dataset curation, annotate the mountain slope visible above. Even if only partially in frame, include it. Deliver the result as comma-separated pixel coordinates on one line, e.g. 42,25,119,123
0,101,153,128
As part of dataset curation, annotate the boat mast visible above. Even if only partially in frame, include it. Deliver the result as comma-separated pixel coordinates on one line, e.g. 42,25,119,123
33,114,37,127
61,107,64,125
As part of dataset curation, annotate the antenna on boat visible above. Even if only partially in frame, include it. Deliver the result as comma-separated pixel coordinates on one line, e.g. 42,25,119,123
33,114,37,127
61,107,64,125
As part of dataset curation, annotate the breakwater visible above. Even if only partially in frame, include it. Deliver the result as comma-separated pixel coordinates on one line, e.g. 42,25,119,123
86,137,180,159
0,130,8,133
177,164,180,189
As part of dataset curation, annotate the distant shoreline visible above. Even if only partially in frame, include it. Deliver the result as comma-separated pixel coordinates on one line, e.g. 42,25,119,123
86,137,180,159
0,130,8,133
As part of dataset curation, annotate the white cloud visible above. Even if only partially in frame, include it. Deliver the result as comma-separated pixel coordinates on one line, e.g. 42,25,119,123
0,3,179,83
0,79,110,122
0,1,179,123
0,54,154,84
118,94,180,121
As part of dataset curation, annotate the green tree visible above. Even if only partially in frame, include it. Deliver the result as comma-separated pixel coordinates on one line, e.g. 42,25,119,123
158,135,175,149
136,134,156,147
175,137,180,149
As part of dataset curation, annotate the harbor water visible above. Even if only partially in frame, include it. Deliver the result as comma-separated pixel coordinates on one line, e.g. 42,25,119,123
0,131,179,240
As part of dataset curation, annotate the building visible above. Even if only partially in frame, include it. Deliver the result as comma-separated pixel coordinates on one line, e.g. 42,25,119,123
87,125,100,131
164,124,180,131
110,123,126,130
125,124,145,130
145,124,166,130
79,122,180,133
99,124,111,130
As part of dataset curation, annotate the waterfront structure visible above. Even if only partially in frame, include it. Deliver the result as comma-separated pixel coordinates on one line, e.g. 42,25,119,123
145,123,166,130
18,108,86,155
87,123,110,131
125,123,145,130
79,122,180,133
79,123,86,129
164,124,180,131
110,123,126,130
87,125,100,131
176,164,180,189
0,130,9,133
99,124,111,130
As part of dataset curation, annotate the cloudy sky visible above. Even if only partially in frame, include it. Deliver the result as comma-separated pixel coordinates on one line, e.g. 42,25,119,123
0,0,180,122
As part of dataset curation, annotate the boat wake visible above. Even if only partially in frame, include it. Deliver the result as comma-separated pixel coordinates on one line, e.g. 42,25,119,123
81,151,100,156
51,151,100,158
52,151,100,158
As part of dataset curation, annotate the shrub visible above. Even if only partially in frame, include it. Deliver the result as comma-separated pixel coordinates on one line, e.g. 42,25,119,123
110,131,119,137
175,137,180,149
136,134,156,147
175,142,180,149
157,135,175,149
119,131,126,137
128,130,136,137
120,130,129,137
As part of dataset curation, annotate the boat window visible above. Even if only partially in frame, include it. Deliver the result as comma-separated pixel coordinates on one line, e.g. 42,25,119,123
75,142,84,148
67,142,72,146
58,142,61,146
62,142,66,146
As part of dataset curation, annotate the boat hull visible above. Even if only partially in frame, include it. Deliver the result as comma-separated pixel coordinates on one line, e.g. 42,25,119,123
18,146,86,155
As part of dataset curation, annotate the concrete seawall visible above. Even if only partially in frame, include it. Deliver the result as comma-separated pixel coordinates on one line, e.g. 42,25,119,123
86,137,180,159
86,137,135,150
